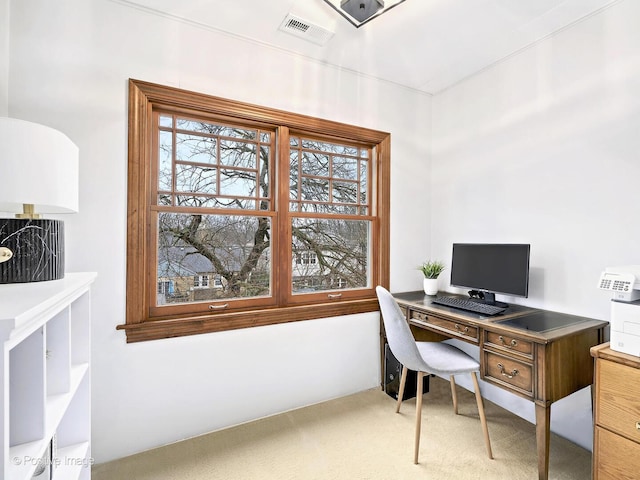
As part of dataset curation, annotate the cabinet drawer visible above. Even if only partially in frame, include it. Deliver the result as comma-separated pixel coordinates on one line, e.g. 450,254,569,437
484,331,533,359
594,426,640,480
410,310,479,343
596,359,640,442
483,351,533,397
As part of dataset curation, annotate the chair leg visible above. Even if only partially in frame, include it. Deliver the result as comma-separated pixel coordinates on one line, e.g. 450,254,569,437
414,371,425,464
449,375,458,414
471,371,493,459
396,365,408,413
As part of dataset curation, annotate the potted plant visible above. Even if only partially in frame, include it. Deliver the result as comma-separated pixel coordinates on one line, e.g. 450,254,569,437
418,260,446,295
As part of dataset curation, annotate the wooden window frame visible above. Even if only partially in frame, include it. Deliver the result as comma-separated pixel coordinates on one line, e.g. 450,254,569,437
118,79,390,343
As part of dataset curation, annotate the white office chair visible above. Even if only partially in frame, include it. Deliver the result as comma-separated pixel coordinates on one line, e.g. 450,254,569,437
376,286,493,464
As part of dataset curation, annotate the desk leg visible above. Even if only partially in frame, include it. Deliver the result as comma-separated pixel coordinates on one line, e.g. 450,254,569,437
535,403,551,480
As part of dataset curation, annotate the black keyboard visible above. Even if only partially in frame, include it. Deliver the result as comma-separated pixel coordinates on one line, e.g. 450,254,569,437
432,296,506,316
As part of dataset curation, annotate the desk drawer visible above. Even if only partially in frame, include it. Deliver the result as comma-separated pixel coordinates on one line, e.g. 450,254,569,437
594,426,640,480
410,310,479,343
484,351,534,397
484,331,533,359
596,359,640,442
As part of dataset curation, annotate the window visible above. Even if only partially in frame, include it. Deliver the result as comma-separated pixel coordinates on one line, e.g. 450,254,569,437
296,252,317,265
193,275,209,288
120,79,390,342
157,280,173,295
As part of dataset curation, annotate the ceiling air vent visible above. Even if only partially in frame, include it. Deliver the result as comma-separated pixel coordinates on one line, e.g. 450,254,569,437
279,14,334,46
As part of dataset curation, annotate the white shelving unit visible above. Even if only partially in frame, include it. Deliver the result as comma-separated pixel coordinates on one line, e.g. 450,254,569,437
0,272,96,480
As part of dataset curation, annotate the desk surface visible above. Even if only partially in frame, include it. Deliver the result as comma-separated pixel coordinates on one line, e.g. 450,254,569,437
393,291,607,343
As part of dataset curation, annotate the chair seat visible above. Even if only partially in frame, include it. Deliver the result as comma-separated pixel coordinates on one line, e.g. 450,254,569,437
416,342,480,376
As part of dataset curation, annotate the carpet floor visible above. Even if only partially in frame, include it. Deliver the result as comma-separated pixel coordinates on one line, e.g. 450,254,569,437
93,376,591,479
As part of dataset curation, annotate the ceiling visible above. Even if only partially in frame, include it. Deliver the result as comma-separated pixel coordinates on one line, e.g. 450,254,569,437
118,0,619,95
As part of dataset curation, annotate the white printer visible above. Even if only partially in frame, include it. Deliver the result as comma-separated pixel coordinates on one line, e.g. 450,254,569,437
598,265,640,356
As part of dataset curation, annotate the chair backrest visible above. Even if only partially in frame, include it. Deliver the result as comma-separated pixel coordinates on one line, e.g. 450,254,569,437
376,286,428,373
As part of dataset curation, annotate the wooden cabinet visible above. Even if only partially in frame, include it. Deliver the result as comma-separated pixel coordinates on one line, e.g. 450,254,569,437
0,273,96,480
591,343,640,480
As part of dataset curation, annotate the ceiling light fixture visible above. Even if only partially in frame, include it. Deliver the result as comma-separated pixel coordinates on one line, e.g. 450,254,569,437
323,0,406,27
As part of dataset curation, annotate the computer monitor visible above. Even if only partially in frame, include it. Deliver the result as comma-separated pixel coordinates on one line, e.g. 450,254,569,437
450,243,530,307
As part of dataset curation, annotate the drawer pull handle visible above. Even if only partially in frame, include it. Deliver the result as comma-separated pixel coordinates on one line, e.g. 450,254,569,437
498,336,518,348
497,363,519,379
328,293,342,299
209,303,229,310
454,324,470,333
637,422,640,431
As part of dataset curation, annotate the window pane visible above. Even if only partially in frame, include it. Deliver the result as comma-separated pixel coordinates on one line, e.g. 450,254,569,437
291,218,370,293
175,133,217,164
215,125,257,139
176,119,257,140
220,140,257,168
157,213,271,305
300,139,358,157
301,177,329,202
158,130,173,191
360,160,368,203
295,203,358,215
302,152,329,176
220,169,257,197
290,151,299,199
175,165,217,194
175,195,265,210
332,181,358,204
159,114,173,128
333,156,358,180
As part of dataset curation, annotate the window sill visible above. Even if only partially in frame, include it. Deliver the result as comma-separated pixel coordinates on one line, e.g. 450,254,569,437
117,298,380,343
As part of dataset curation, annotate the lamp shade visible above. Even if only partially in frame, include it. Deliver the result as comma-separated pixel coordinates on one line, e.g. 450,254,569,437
0,118,79,283
0,117,78,214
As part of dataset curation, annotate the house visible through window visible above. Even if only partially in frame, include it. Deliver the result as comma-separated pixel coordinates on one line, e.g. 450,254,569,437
120,79,390,342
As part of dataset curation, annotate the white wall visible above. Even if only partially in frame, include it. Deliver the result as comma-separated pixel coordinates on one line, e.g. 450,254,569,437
0,0,8,115
7,0,431,463
431,0,640,450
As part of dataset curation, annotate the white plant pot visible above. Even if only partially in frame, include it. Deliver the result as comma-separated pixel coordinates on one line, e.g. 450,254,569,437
423,278,438,295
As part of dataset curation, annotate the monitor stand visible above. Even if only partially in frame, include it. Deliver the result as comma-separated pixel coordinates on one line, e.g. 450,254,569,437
478,291,508,308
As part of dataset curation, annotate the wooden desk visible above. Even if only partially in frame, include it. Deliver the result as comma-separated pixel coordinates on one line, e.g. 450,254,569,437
384,291,607,480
